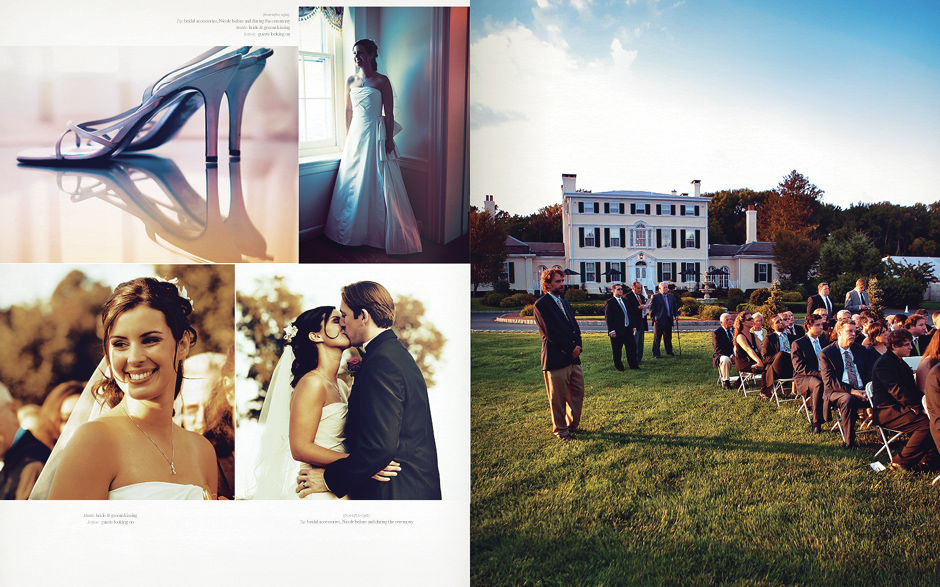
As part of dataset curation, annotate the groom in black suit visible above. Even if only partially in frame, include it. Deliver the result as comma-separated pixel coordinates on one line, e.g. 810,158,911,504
604,284,638,371
298,281,441,499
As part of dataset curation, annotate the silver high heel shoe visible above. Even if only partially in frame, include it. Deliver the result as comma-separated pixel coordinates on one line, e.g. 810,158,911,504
125,47,274,158
17,47,248,166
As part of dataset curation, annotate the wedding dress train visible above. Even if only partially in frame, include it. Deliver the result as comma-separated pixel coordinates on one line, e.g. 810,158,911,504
325,86,422,255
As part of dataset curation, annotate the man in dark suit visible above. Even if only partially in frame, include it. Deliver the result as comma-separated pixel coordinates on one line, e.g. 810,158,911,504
604,283,638,371
783,310,805,340
712,313,735,389
760,315,794,398
806,282,836,319
0,384,51,500
819,318,872,448
533,268,584,442
630,282,649,364
300,281,441,499
649,281,678,359
905,314,930,356
792,314,827,433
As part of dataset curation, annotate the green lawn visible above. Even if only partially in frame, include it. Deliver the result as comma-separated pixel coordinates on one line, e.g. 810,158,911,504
472,332,940,586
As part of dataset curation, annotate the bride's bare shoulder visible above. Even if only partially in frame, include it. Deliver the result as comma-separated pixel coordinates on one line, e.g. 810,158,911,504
292,371,328,404
347,74,363,88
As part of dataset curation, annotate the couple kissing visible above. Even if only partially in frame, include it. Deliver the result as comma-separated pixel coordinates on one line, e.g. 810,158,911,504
249,281,441,500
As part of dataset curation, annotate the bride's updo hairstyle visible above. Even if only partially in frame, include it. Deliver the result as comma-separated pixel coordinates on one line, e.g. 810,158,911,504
354,39,379,71
288,306,336,388
95,277,198,408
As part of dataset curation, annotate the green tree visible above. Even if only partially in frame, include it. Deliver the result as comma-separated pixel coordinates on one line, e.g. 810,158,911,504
759,170,823,240
772,230,821,286
470,208,508,291
155,264,234,356
706,188,769,244
393,295,446,390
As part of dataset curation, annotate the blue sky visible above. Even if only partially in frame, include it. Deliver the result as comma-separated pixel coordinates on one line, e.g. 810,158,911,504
470,0,940,215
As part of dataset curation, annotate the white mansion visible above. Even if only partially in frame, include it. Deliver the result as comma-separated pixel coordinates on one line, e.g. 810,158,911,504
484,174,778,294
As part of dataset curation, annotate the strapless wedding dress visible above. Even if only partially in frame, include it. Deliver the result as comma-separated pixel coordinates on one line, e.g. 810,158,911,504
108,481,205,500
295,393,349,501
325,85,422,255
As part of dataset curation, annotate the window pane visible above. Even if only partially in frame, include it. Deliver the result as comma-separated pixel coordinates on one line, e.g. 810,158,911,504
302,56,331,98
301,98,333,144
299,15,326,52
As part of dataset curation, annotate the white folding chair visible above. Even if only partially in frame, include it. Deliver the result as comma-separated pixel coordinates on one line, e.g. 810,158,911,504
865,383,905,462
737,371,761,397
795,390,812,423
771,377,796,407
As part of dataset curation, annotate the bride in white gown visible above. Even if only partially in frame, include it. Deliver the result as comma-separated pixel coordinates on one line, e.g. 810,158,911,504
325,39,423,255
249,306,397,500
30,277,217,500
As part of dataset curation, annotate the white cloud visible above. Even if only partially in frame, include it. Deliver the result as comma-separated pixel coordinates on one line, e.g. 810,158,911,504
570,0,592,14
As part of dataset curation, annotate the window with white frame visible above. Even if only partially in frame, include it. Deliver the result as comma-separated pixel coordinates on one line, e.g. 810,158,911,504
610,232,621,247
718,266,730,288
635,203,646,214
299,9,346,156
661,263,674,282
661,230,673,248
585,229,596,247
585,264,596,282
630,224,653,248
685,232,696,248
682,204,697,216
756,262,770,283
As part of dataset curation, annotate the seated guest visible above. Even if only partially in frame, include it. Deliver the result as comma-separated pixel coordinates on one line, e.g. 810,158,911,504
871,328,940,470
819,318,872,449
784,310,805,339
760,315,794,399
916,331,940,393
0,383,51,499
752,313,765,344
34,381,83,449
905,314,929,356
733,312,764,378
862,321,889,365
836,309,852,321
889,314,907,331
922,363,940,459
712,313,735,389
793,314,828,433
927,310,940,338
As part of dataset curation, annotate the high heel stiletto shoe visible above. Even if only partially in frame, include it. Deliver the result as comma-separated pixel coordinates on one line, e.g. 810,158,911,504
125,47,274,157
17,47,248,166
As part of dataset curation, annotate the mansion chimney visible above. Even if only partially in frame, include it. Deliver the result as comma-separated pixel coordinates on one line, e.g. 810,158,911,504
484,195,496,216
746,205,758,243
561,173,577,194
692,179,701,198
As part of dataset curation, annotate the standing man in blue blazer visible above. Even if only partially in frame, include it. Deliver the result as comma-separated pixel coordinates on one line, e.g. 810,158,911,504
649,281,678,359
533,268,584,442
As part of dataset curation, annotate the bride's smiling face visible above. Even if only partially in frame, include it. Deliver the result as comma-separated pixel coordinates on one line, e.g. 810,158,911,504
108,305,189,402
311,309,350,349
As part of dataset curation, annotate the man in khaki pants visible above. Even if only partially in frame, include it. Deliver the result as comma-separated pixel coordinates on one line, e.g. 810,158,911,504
533,268,584,442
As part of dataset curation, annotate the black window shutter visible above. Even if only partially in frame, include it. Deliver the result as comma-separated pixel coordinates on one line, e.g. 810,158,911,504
604,202,610,214
680,206,686,216
754,264,759,283
595,228,601,247
620,262,626,280
581,262,586,281
671,229,677,249
605,262,611,283
578,202,584,213
672,262,677,281
645,204,651,215
656,204,662,215
579,227,584,247
620,228,625,246
657,263,663,282
671,204,676,215
604,228,610,247
768,264,773,281
594,202,599,214
680,229,686,249
695,230,701,249
696,262,701,281
694,205,700,216
619,203,625,214
595,262,601,281
508,262,515,284
656,229,662,248
631,203,636,214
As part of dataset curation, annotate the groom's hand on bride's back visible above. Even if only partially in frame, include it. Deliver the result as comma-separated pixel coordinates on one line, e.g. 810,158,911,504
372,460,401,482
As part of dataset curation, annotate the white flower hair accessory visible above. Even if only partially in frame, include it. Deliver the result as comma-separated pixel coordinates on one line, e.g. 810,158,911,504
284,323,298,343
155,276,192,307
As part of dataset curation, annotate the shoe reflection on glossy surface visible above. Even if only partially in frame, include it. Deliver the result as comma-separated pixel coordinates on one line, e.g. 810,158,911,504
22,155,272,263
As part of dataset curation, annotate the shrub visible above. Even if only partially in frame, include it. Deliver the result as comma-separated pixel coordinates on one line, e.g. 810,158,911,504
571,302,604,316
728,288,746,305
880,275,925,309
700,305,726,320
736,303,753,313
680,297,697,307
678,304,699,317
749,288,771,305
493,280,511,293
483,292,508,307
520,304,534,317
500,293,536,308
781,291,804,302
565,289,588,302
